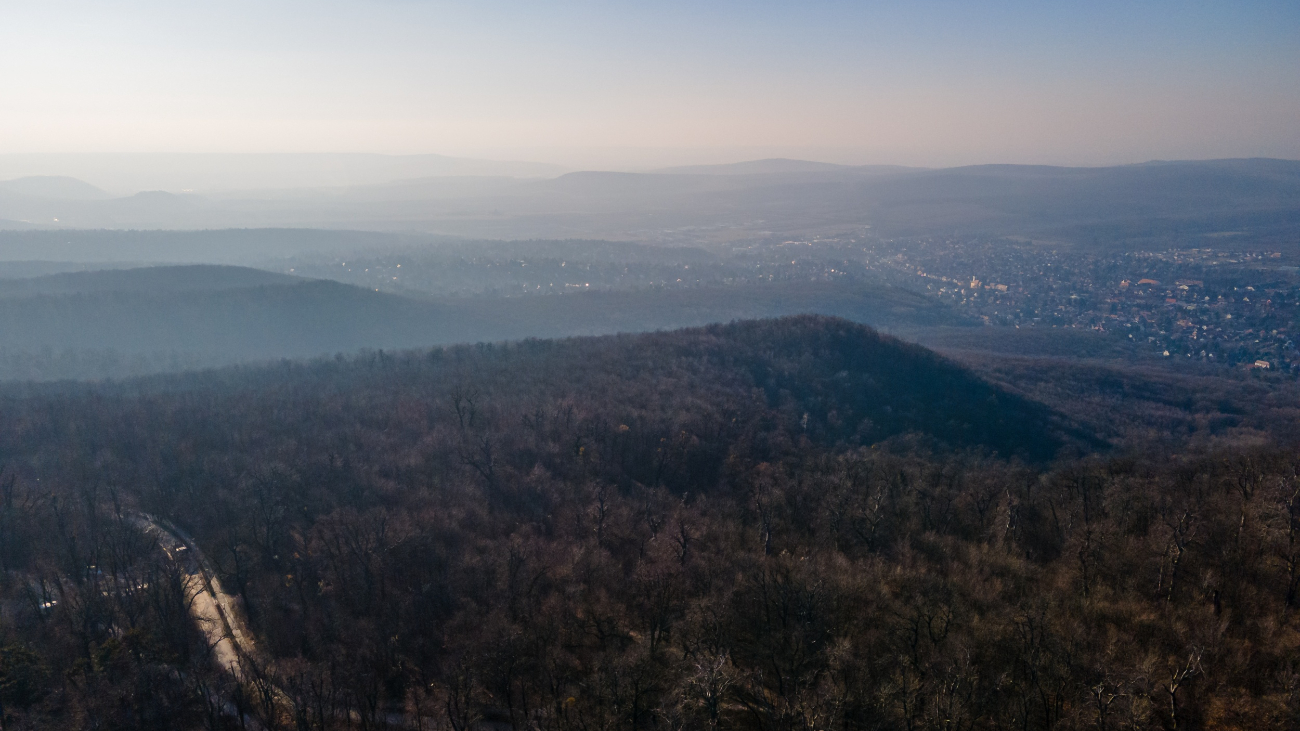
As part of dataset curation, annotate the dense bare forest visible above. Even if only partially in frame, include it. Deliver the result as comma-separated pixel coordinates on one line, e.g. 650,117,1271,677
0,316,1290,729
4,0,1296,726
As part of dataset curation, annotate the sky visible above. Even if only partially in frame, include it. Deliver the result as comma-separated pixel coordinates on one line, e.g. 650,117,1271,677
0,0,1297,168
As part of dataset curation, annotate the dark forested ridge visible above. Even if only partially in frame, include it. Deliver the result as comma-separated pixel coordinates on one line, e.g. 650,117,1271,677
1,315,1069,465
0,316,1296,729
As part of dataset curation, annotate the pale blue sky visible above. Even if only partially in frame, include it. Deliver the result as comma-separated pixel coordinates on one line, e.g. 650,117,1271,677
1,0,1296,166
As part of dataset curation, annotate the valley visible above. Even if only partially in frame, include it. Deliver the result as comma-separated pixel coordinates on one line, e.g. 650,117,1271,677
0,158,1297,730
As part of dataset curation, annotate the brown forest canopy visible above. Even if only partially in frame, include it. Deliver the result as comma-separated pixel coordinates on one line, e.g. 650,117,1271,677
0,316,1295,729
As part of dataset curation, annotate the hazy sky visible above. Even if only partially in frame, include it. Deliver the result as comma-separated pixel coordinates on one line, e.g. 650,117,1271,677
1,0,1297,168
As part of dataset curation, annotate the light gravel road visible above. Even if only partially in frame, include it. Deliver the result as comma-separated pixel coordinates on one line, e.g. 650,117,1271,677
130,514,257,681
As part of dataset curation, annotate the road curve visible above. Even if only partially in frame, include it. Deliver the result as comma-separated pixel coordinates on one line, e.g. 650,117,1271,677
131,514,258,681
135,512,422,729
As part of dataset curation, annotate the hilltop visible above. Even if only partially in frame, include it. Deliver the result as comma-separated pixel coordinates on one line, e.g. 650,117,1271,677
0,264,965,380
6,313,1075,478
3,316,1299,729
0,175,111,201
0,264,299,298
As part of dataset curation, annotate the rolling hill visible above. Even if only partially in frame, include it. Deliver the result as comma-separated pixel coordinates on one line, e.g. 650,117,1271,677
0,264,299,298
0,228,427,263
651,158,859,175
0,314,1088,726
0,264,966,380
12,314,1074,465
0,175,111,200
2,159,1297,251
0,152,565,193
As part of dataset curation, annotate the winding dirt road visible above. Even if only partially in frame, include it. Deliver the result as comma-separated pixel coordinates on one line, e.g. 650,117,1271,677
135,513,423,729
131,514,258,681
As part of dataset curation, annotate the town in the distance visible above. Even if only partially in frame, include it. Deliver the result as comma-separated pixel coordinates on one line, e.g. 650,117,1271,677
287,232,1299,372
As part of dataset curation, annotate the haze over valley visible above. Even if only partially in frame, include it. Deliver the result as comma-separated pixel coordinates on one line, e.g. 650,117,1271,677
1,1,1299,729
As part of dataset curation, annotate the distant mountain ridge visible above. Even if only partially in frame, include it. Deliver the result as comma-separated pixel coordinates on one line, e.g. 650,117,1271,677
0,264,300,299
0,158,1295,252
0,228,426,263
654,158,854,175
0,176,111,201
0,264,964,379
0,152,567,195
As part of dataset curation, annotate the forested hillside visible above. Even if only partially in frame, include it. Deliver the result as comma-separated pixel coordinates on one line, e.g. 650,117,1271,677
0,268,962,379
0,317,1294,729
0,265,298,298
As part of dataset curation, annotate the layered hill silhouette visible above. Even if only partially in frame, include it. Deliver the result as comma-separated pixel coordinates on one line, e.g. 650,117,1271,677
0,228,422,263
2,159,1296,252
0,264,298,298
0,264,964,379
652,158,861,175
0,175,111,201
